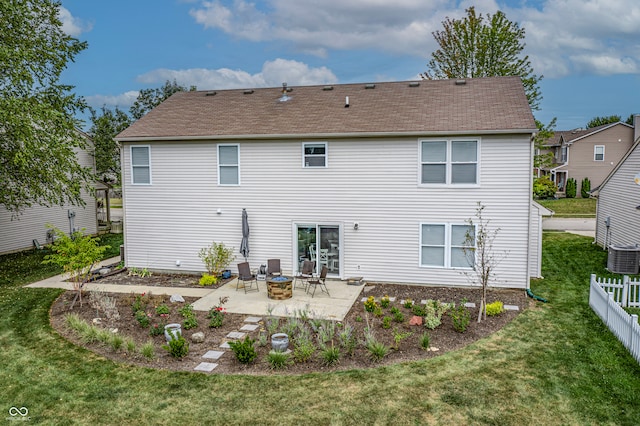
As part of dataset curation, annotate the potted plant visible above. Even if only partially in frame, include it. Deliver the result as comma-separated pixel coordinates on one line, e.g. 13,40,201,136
271,333,289,352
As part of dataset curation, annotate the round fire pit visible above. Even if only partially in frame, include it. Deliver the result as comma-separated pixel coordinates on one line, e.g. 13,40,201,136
267,276,293,300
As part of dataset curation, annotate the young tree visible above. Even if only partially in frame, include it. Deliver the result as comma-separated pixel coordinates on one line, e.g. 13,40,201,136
463,202,505,322
422,7,542,110
89,106,132,184
130,79,196,120
533,118,557,172
0,0,93,213
43,227,108,309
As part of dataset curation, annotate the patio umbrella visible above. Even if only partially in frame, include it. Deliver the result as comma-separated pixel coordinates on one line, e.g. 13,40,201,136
240,208,250,261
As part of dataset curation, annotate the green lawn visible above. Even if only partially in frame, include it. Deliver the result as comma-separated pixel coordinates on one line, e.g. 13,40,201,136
537,197,596,217
1,233,639,425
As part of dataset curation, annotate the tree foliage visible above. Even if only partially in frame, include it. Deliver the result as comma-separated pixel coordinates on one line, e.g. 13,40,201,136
586,115,621,128
129,79,196,120
422,7,542,110
0,0,92,213
533,118,556,171
89,106,131,184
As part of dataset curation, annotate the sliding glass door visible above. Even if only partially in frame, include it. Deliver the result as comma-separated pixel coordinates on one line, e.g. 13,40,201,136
296,224,341,276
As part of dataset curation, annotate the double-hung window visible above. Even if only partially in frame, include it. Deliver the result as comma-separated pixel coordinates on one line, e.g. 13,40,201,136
420,223,475,268
421,139,478,185
594,145,605,161
218,144,239,185
303,142,327,168
131,146,151,185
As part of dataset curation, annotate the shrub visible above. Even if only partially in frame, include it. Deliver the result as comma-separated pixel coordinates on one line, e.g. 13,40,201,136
565,177,577,198
163,332,189,358
266,351,292,370
450,300,471,333
199,274,218,286
135,310,150,328
155,304,170,315
198,241,235,277
373,306,384,318
380,295,391,308
411,304,426,317
393,311,405,323
581,177,591,198
293,336,316,363
533,176,557,199
363,296,377,313
149,323,165,337
131,293,148,313
423,300,451,330
366,338,390,362
178,304,194,317
228,336,257,364
486,301,505,316
403,298,414,309
208,297,228,328
392,328,412,351
110,334,124,351
141,341,155,359
125,337,136,353
419,332,430,350
382,316,392,329
319,344,340,366
183,315,198,330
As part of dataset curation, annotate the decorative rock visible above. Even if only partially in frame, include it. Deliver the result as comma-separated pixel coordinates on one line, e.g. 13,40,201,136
92,318,102,326
428,347,440,352
409,316,423,326
191,332,205,343
170,294,185,303
110,328,118,334
98,267,111,275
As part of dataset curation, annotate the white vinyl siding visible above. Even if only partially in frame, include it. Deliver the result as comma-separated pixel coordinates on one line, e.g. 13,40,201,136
303,142,327,168
420,139,478,185
594,145,605,161
131,146,151,185
218,144,239,185
120,134,533,289
420,223,474,268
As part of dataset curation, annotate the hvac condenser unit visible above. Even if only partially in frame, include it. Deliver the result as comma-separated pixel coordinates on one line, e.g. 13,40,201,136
607,245,640,274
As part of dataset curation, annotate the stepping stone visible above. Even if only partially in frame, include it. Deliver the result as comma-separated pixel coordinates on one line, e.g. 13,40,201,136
220,341,231,349
504,304,519,311
244,316,262,323
240,324,259,331
464,302,476,308
194,362,218,372
202,350,225,360
226,331,245,339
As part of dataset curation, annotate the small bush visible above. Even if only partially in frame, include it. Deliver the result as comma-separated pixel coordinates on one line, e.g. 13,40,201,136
363,296,377,313
382,316,392,329
125,337,136,353
135,310,150,328
183,315,198,330
110,334,124,351
380,295,390,308
228,336,257,364
163,332,189,358
319,344,340,366
155,304,170,315
450,300,471,333
424,315,441,329
266,350,292,370
198,241,235,277
131,293,149,313
293,336,316,363
366,339,390,362
392,328,412,351
486,301,505,316
565,177,577,198
411,304,426,317
403,298,414,309
420,332,430,350
373,306,384,318
149,323,165,337
533,176,557,199
178,304,194,317
141,341,155,359
581,177,591,198
199,274,218,286
393,311,405,323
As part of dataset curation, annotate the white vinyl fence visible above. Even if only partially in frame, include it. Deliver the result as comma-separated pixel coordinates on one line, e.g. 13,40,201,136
589,274,640,364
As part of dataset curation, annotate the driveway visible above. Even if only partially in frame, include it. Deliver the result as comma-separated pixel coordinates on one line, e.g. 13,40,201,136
543,217,595,237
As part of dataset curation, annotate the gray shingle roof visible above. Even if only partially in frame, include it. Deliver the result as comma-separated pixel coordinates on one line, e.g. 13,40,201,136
116,77,535,141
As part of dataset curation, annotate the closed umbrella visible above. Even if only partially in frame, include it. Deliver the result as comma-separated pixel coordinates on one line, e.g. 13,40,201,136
240,208,250,260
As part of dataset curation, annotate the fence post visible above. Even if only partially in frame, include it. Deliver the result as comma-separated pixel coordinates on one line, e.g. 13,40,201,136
607,293,613,326
622,275,629,307
631,315,638,351
591,274,596,288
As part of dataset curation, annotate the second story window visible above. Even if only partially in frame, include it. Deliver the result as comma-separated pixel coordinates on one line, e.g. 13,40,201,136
594,145,605,161
421,139,478,185
560,146,568,163
218,144,239,185
131,146,151,185
303,142,327,167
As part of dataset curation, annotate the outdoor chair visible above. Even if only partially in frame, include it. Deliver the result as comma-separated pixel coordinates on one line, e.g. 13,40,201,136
294,260,315,291
307,265,330,298
267,259,282,277
237,262,259,293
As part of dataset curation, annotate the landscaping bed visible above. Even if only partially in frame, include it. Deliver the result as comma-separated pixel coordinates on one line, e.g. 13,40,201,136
50,280,528,375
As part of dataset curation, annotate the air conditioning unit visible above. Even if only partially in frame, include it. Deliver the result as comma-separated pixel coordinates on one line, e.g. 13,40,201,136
607,245,640,274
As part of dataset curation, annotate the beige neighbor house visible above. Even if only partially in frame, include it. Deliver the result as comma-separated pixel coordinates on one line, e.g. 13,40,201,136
592,117,640,253
115,77,542,289
0,132,99,254
537,120,636,197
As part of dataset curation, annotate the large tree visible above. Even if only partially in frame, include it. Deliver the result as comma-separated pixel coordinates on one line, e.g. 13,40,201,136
89,106,131,185
0,0,92,213
586,114,634,128
422,7,542,110
129,79,196,120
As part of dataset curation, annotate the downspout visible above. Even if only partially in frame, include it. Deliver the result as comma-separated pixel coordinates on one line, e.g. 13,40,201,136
526,133,534,291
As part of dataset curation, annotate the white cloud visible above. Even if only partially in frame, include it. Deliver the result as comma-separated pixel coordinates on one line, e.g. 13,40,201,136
58,6,92,36
188,0,640,78
136,58,338,89
85,91,140,109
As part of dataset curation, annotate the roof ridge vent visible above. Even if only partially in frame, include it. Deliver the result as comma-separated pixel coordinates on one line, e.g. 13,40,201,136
408,82,420,87
205,91,217,96
322,85,334,91
365,83,376,89
455,79,466,85
243,89,254,95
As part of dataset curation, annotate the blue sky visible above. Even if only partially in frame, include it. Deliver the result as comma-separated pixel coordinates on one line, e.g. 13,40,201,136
59,0,639,130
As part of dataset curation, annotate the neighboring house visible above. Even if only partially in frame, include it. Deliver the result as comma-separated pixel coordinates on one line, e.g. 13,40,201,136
592,115,640,249
537,121,636,196
0,132,98,254
115,77,540,289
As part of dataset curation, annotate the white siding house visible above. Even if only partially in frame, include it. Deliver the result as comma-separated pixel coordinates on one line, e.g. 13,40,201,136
593,115,640,249
116,78,539,289
0,142,98,254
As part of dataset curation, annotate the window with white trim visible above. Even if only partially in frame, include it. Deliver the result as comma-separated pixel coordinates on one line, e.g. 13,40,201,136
303,142,327,167
218,144,239,185
420,223,475,268
560,146,568,163
131,146,151,185
594,145,604,161
420,139,478,184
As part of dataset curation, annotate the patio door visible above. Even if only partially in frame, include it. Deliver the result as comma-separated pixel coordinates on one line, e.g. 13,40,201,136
296,224,341,276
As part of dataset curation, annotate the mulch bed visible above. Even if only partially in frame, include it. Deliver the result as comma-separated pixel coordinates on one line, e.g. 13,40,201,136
50,272,530,375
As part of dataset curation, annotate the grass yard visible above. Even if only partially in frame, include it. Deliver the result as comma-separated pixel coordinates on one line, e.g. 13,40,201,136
537,197,596,217
1,233,639,424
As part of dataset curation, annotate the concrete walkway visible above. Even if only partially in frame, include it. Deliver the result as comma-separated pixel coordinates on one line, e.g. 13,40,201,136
25,257,364,321
543,217,596,238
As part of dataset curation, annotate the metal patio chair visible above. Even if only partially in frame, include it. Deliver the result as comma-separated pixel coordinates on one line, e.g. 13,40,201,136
237,262,259,293
307,265,330,298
